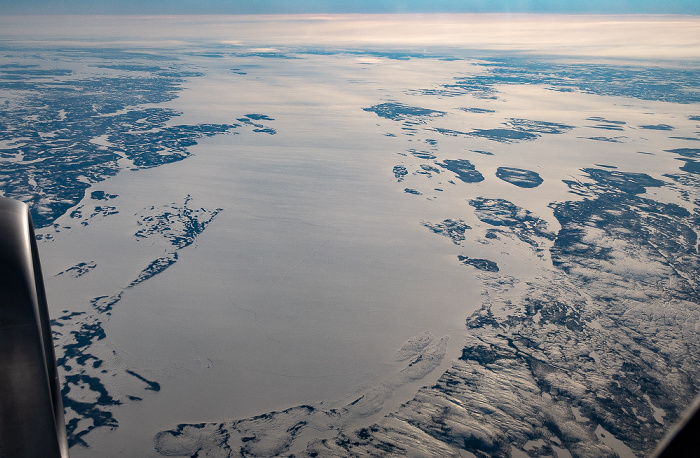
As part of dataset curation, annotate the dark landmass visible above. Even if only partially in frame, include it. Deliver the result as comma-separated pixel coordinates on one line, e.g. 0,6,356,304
460,107,495,113
56,261,96,278
417,163,440,177
587,116,626,125
128,253,178,288
576,168,665,195
89,294,123,314
468,128,539,142
594,164,617,169
485,229,500,239
678,159,700,174
457,255,499,272
0,63,39,68
409,149,437,159
663,172,700,203
431,127,467,137
470,197,549,232
362,102,445,121
582,136,625,142
184,52,226,58
55,195,224,446
432,118,572,143
507,118,574,135
393,165,408,181
422,219,472,244
66,203,119,227
134,195,222,249
235,51,300,59
639,124,674,130
404,188,422,195
129,196,222,286
157,71,207,79
300,48,454,61
237,115,276,134
587,124,625,131
586,117,626,131
665,148,700,158
669,136,700,141
90,190,118,200
253,127,277,134
436,159,484,183
114,122,239,168
0,68,74,78
430,57,700,103
50,310,86,328
62,373,121,447
53,311,118,447
496,167,544,188
472,150,494,155
58,48,176,62
126,370,161,392
689,115,700,121
245,114,275,121
553,168,691,277
128,196,223,290
93,64,165,72
469,197,554,254
90,206,118,219
0,52,239,228
54,320,105,369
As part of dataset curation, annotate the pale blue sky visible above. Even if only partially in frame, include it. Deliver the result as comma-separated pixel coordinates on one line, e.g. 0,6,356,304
1,0,699,15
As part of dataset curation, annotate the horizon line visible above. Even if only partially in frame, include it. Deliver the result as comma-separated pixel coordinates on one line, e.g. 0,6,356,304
3,12,700,17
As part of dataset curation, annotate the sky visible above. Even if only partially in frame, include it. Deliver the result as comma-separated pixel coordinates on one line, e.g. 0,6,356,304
1,0,699,15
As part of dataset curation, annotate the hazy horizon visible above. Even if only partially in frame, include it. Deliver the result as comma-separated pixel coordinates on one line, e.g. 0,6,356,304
2,14,700,60
2,0,700,16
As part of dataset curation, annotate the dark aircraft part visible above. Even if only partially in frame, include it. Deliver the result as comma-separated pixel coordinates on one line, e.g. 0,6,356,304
0,197,69,457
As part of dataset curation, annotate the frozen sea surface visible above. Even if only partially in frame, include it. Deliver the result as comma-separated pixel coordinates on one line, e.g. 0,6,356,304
1,14,699,457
